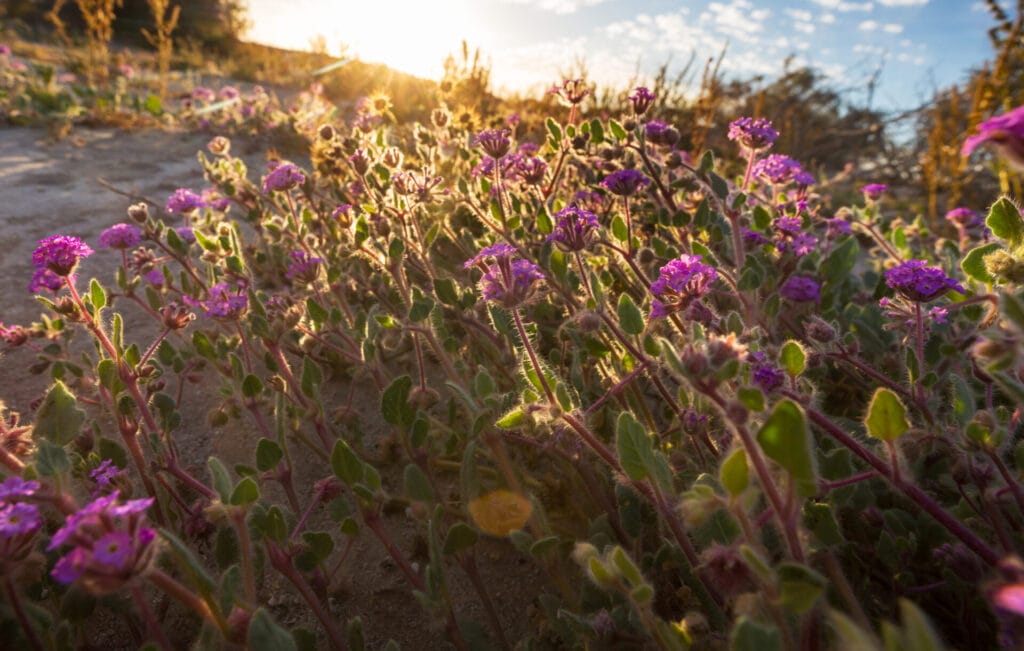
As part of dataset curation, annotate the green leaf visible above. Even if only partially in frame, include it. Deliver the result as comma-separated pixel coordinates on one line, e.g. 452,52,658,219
986,196,1024,248
720,448,749,498
738,387,765,412
208,457,232,501
241,374,263,399
89,278,106,311
443,522,479,555
255,438,283,471
611,214,628,242
230,476,260,505
300,357,322,399
779,340,806,377
36,439,70,476
617,293,645,335
248,608,297,651
495,408,525,429
434,277,460,306
305,297,328,325
545,117,562,141
709,173,729,199
961,242,1002,284
193,331,216,360
34,380,85,446
609,119,627,141
381,375,414,427
301,531,334,563
730,616,781,651
404,464,435,502
776,562,827,614
864,388,909,442
331,440,364,485
408,295,434,322
756,399,817,497
617,412,651,482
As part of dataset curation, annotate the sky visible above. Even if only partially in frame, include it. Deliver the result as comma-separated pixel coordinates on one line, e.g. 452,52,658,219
245,0,1009,111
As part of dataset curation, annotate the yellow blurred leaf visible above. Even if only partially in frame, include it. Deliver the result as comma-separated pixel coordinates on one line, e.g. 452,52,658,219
468,490,533,537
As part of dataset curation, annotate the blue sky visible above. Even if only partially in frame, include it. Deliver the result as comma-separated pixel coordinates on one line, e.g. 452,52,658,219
246,0,1008,110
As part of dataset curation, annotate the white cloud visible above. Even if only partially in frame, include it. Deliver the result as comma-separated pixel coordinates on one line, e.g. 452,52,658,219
882,23,903,33
501,0,610,14
877,0,927,5
793,21,816,33
820,13,837,23
784,8,813,21
701,0,772,40
859,19,879,30
809,0,873,11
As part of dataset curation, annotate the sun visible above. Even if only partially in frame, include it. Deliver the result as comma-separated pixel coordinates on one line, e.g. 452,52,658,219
245,0,488,82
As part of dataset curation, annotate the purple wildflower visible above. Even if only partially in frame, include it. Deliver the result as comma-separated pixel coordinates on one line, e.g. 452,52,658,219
861,184,887,201
218,86,239,100
0,502,41,538
572,190,605,213
0,45,10,56
191,86,215,102
752,154,806,185
144,269,164,287
0,477,39,500
465,246,544,308
29,268,65,294
649,255,717,319
166,188,205,214
645,120,679,147
884,260,965,303
601,169,650,197
174,227,195,243
728,117,778,151
791,233,818,257
98,223,142,250
962,104,1024,170
825,217,852,238
48,492,157,593
464,243,517,269
332,204,352,220
32,235,93,276
628,86,656,116
547,206,600,252
90,459,121,490
183,282,249,320
263,162,306,193
515,156,548,185
474,129,512,160
752,362,785,393
779,276,821,303
945,207,979,228
743,229,771,247
91,531,135,571
285,250,324,283
549,78,590,107
775,217,802,236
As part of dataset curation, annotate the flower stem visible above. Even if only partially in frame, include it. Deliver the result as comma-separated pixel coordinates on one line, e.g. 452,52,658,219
4,579,44,651
512,309,557,405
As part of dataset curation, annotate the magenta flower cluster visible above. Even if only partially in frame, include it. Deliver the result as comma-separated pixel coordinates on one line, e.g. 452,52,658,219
779,276,821,303
286,250,324,282
628,86,656,116
601,169,650,197
884,260,965,303
727,117,779,151
962,104,1024,169
263,162,306,193
49,491,157,592
861,184,887,201
474,129,512,161
752,154,813,186
547,206,600,253
184,282,249,319
649,254,717,319
33,235,93,277
98,223,142,250
166,188,206,214
0,477,42,571
465,243,544,308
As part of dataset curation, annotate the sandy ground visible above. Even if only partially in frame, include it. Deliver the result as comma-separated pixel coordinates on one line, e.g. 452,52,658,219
0,125,542,649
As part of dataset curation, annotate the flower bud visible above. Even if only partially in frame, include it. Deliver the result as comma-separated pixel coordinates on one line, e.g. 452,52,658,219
127,202,149,223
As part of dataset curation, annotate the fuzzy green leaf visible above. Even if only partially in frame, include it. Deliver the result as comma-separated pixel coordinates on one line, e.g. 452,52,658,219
34,380,85,446
864,388,909,442
756,399,816,497
617,293,645,335
248,608,297,651
720,448,749,498
961,242,1002,284
986,196,1024,248
779,340,806,377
